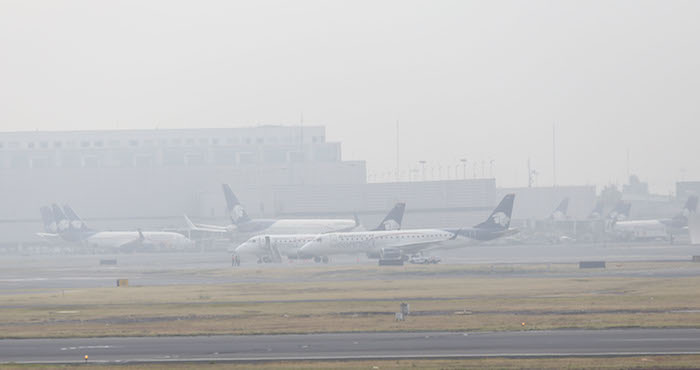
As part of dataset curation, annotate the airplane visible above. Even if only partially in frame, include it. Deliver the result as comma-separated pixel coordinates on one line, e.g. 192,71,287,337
37,204,194,251
550,198,569,221
36,205,64,243
588,201,605,220
520,197,573,244
298,194,516,260
184,184,362,239
613,196,698,242
233,202,406,263
547,197,575,243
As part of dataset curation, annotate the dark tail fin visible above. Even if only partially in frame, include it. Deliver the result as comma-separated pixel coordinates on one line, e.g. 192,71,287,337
672,195,699,225
373,202,406,231
63,205,88,231
222,184,250,224
685,195,698,213
550,198,569,220
40,206,57,233
51,203,70,232
475,194,515,230
608,201,631,223
589,200,604,220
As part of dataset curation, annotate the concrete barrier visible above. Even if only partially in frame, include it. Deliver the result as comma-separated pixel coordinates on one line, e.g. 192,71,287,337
579,261,606,269
100,259,117,265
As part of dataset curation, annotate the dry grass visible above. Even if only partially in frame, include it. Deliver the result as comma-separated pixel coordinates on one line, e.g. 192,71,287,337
4,355,700,369
3,263,700,338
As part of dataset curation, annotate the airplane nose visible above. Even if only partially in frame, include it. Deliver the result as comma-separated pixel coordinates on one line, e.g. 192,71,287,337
234,242,254,255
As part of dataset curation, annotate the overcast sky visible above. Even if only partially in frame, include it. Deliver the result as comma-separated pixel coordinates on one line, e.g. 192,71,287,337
1,1,698,194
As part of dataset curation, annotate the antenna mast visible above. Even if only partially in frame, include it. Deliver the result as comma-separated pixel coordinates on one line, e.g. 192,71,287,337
396,120,400,182
552,123,557,187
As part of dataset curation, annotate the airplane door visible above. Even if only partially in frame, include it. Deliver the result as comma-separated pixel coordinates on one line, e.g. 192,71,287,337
265,236,282,263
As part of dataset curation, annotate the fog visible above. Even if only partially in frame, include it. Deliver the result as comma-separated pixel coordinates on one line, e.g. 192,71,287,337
2,1,699,193
2,2,700,365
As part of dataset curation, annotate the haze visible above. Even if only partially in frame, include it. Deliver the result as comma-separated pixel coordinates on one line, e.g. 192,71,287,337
1,0,698,192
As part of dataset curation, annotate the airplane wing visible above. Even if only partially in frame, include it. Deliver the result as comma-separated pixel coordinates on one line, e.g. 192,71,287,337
361,231,458,255
394,241,449,255
36,232,63,243
184,215,229,234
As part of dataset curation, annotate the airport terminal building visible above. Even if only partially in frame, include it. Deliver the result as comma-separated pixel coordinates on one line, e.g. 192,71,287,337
0,125,599,250
0,126,495,249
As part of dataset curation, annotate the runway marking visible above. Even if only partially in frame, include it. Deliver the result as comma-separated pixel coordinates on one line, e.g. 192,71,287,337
60,345,113,351
12,351,700,365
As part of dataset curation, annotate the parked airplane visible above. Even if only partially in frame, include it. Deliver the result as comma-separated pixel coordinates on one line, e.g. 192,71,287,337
185,184,362,239
37,204,194,251
550,198,569,221
588,201,605,220
233,202,406,263
298,194,516,260
613,196,698,241
36,206,63,243
529,197,574,244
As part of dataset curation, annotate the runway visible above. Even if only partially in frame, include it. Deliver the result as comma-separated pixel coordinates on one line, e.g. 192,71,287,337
2,242,700,293
2,329,700,364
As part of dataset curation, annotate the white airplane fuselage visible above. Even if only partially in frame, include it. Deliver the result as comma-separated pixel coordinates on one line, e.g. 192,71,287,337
189,218,359,243
299,229,467,257
83,231,194,250
243,219,358,234
233,234,319,259
614,220,668,240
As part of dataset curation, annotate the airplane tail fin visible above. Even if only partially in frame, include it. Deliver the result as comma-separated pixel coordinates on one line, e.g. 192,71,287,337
550,198,569,220
608,201,631,224
672,195,699,225
183,214,197,230
51,203,70,232
589,200,604,220
373,202,406,231
63,205,88,231
222,184,250,225
685,195,698,214
474,194,515,230
40,206,57,233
